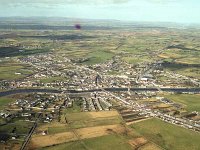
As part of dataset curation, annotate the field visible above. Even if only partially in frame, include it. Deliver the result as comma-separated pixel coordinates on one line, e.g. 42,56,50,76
130,118,200,150
81,50,114,65
60,110,122,129
0,61,33,80
174,67,200,79
39,134,133,150
31,121,162,150
29,110,128,149
36,110,123,135
0,120,33,135
0,140,22,150
31,124,125,149
0,96,15,109
30,107,162,150
0,46,50,58
162,94,200,112
159,48,200,79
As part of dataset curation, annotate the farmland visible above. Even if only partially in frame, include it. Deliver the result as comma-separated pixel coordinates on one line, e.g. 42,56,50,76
0,96,15,109
130,118,200,150
0,61,33,80
28,101,162,150
30,111,129,149
60,110,122,129
39,134,133,150
162,94,200,112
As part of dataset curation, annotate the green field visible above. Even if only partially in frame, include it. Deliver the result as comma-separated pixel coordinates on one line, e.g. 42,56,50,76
60,111,122,129
130,118,200,150
159,48,200,79
162,63,200,79
83,50,114,65
0,97,15,109
47,124,71,134
174,67,200,79
40,134,133,150
0,62,32,80
0,120,33,135
163,94,200,112
0,65,23,80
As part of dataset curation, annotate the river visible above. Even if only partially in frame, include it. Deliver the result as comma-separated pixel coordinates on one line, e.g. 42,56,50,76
0,87,200,97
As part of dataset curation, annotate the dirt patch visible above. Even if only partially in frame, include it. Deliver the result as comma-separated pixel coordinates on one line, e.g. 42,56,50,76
154,104,171,109
77,124,125,139
0,142,21,150
29,132,77,149
138,142,162,150
88,111,119,118
126,118,152,125
158,54,169,59
129,137,147,148
192,115,200,121
120,109,134,113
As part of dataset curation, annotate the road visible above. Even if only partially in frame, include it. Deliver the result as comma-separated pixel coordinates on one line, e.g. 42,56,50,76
20,113,42,150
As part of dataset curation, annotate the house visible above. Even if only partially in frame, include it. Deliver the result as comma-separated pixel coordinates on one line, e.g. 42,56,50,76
42,130,48,136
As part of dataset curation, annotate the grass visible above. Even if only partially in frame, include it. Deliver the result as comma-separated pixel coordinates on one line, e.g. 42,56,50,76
159,48,200,63
0,65,23,80
170,67,200,79
40,107,122,135
0,120,33,135
0,62,32,80
0,118,6,124
57,105,122,132
163,94,200,112
159,47,200,79
0,140,23,150
40,134,133,150
0,97,15,109
36,122,71,135
48,125,71,134
130,118,200,150
83,50,114,65
139,143,161,150
176,67,200,79
60,111,122,129
160,49,200,79
0,46,50,58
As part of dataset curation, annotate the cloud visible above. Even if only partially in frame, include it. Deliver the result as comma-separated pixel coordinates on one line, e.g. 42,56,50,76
0,0,182,8
0,0,131,5
147,0,181,5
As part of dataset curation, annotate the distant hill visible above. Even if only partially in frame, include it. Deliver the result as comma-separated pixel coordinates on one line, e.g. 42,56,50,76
0,17,198,30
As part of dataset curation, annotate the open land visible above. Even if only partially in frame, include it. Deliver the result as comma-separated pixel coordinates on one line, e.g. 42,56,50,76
130,118,200,150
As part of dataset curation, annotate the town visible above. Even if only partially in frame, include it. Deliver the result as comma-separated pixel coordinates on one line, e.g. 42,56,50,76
0,17,200,150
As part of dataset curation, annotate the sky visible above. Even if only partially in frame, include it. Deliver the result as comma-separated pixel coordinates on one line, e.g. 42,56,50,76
0,0,200,24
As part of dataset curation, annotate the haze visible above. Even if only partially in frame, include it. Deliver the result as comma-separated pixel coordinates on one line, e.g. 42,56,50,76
0,0,200,24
